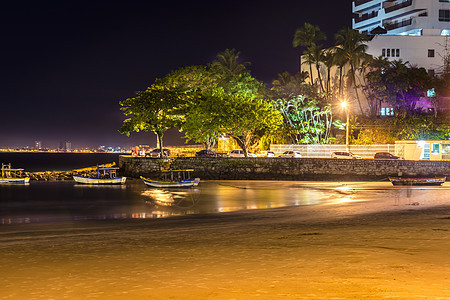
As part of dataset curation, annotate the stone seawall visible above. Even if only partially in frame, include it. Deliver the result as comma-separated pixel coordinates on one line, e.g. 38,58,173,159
119,156,450,181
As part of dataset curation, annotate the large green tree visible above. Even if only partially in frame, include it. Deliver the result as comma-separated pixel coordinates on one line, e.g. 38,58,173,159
119,81,186,156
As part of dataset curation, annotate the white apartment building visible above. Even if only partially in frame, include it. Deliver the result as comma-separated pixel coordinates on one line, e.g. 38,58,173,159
353,0,450,75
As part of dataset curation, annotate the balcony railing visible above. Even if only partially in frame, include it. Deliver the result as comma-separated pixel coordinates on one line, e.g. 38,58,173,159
384,18,412,30
384,0,412,13
354,0,373,6
355,11,379,23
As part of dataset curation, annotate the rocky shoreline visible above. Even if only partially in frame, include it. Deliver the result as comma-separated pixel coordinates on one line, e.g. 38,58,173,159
25,162,117,181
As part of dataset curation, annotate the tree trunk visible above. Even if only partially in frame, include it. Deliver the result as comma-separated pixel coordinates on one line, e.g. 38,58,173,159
350,63,364,115
156,131,164,157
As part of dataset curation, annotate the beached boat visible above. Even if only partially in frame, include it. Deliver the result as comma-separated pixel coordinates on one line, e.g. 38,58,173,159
73,166,126,185
0,163,30,184
389,176,446,186
141,169,200,188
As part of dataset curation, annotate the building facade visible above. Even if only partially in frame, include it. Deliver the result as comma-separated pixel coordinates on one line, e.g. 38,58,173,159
353,0,450,76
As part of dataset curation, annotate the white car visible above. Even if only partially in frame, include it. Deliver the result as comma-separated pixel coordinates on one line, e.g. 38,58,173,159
279,151,302,158
257,150,275,158
227,149,257,157
331,151,361,159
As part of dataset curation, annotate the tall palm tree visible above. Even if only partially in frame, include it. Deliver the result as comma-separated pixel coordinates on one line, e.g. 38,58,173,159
211,48,250,75
293,23,326,86
272,71,293,88
335,28,372,115
321,48,337,95
305,44,326,93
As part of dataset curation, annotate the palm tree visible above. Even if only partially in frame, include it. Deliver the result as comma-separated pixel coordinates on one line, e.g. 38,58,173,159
272,71,293,88
335,28,372,115
305,44,326,93
293,23,326,86
321,48,337,95
211,48,250,75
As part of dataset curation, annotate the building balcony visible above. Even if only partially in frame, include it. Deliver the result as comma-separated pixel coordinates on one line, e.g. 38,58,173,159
355,11,379,23
384,0,412,14
384,18,412,30
354,0,373,7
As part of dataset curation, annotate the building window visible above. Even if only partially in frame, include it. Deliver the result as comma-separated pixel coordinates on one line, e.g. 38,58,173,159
428,49,435,57
439,0,450,3
382,48,386,56
432,143,440,154
380,107,394,116
396,49,400,57
428,69,435,77
439,9,450,22
387,48,391,57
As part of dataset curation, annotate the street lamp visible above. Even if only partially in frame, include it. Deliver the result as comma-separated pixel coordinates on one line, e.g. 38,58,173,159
341,101,349,151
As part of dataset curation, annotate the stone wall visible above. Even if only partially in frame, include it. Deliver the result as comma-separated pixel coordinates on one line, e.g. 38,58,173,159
119,155,450,181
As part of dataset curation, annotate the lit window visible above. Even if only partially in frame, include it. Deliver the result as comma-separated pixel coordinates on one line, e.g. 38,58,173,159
428,49,435,57
432,143,439,154
439,9,450,22
380,107,394,116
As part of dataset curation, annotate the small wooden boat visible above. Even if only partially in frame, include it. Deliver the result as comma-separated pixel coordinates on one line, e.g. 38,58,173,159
389,176,446,186
141,169,200,188
0,163,30,184
73,165,126,185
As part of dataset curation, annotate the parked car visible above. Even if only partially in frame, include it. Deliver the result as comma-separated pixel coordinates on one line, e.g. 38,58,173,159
227,149,257,157
279,150,302,158
374,152,403,160
331,151,361,159
146,148,170,158
195,149,218,157
257,150,275,158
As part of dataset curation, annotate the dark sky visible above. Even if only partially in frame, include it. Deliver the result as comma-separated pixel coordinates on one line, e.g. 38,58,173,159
0,1,352,149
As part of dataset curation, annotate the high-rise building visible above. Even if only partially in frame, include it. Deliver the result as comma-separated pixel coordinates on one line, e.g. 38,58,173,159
353,0,450,75
34,140,42,150
65,141,72,152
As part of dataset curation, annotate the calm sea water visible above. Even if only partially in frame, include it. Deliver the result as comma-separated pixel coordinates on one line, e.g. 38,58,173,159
1,153,449,225
2,176,449,225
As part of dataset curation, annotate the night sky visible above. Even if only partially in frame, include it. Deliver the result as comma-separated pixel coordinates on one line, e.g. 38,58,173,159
0,1,351,149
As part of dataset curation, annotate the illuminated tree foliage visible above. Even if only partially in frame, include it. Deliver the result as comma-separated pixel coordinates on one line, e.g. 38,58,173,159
365,59,432,116
273,95,332,144
119,80,186,156
119,50,282,156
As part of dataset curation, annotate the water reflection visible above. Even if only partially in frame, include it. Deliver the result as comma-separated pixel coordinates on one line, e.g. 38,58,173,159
1,180,449,224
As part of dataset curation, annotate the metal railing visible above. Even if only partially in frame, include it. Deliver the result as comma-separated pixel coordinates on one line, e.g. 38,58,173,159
270,144,396,158
384,0,412,13
354,0,373,7
355,11,378,23
384,18,412,30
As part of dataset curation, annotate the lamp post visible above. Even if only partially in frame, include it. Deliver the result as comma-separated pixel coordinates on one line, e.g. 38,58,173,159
341,101,349,151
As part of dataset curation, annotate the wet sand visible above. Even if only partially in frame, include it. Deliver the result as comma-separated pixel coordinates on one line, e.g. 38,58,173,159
1,189,449,299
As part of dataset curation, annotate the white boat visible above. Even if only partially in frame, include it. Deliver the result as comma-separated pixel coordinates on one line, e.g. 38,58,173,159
73,166,126,185
0,163,30,184
141,169,200,188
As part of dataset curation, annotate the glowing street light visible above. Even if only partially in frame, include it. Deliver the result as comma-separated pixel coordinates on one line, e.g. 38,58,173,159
341,101,349,151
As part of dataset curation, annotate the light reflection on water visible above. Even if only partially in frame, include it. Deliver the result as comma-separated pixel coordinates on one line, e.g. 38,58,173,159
1,180,449,224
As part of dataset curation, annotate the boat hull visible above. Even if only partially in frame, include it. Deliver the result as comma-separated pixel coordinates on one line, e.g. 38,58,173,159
73,175,126,185
389,177,446,186
0,177,30,184
140,176,200,188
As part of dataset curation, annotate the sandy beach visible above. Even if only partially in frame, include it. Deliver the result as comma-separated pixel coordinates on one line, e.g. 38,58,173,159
1,184,449,299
